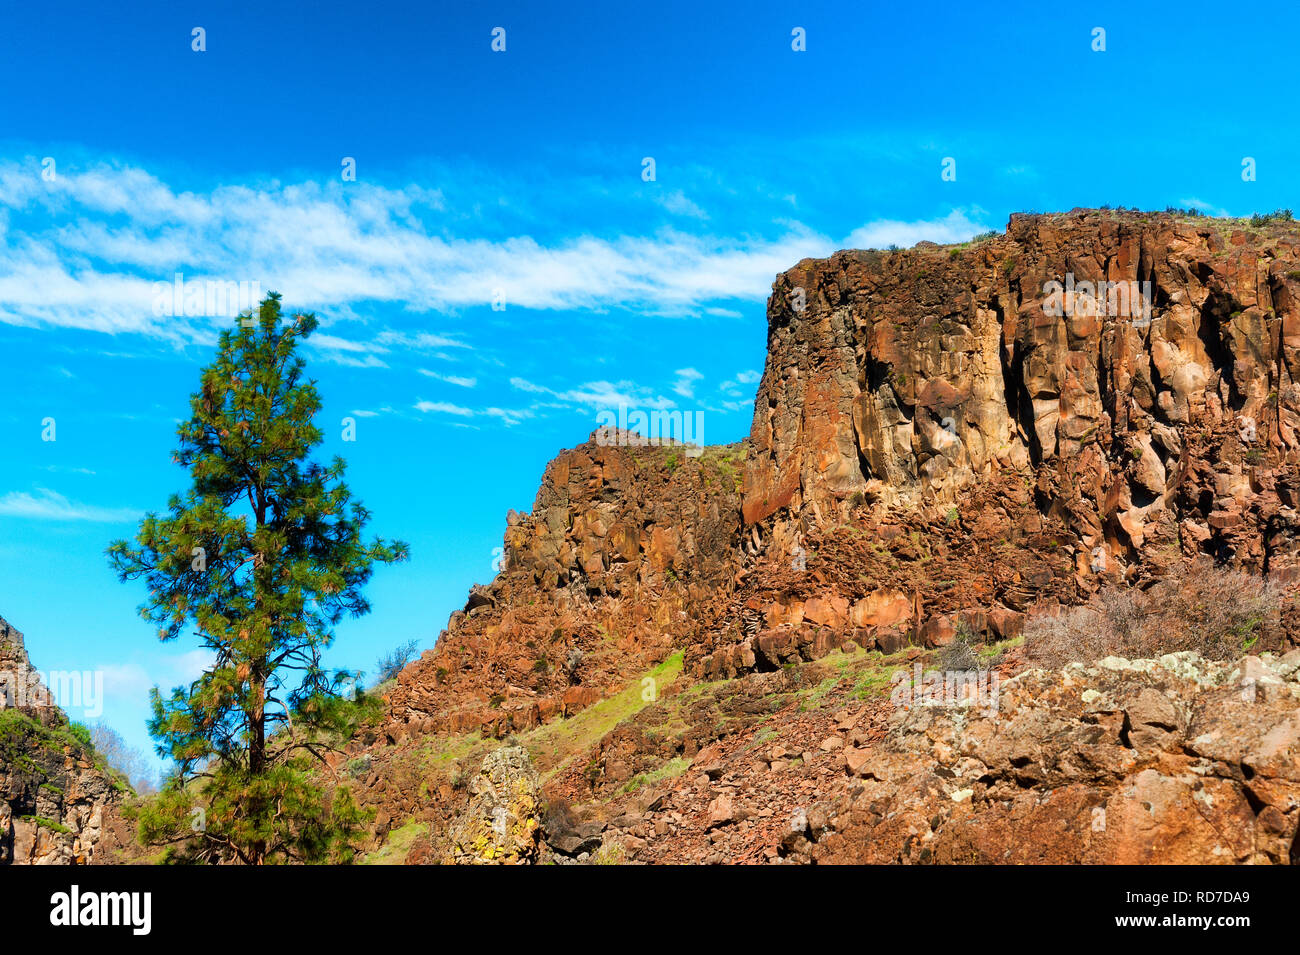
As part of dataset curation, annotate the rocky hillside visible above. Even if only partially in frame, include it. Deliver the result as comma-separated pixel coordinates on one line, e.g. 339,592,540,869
276,210,1300,863
804,650,1300,865
0,615,125,864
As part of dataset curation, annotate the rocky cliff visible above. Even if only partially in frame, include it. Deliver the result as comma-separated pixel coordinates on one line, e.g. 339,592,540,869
747,210,1300,566
702,209,1300,676
0,615,124,864
348,211,1300,864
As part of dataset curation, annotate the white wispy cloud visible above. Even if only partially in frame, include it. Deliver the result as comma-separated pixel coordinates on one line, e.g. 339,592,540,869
1178,197,1232,217
413,400,475,416
0,488,139,523
324,352,388,369
0,159,988,345
309,331,470,369
654,189,708,220
375,331,473,351
672,367,703,398
95,648,216,703
418,369,477,388
413,399,532,426
841,209,988,250
509,376,677,411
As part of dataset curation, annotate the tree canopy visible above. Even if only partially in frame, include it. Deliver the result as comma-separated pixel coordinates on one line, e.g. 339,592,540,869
108,294,407,864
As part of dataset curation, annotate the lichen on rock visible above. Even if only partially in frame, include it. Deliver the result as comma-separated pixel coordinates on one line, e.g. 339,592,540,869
443,746,543,865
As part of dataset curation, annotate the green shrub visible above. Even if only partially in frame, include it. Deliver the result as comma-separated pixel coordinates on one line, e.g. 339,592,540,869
67,722,93,749
1249,209,1293,227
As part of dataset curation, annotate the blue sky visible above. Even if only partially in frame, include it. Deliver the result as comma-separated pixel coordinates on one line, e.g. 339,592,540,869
1,0,1296,776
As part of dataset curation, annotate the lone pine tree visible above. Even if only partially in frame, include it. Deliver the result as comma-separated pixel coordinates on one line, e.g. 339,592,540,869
108,294,408,864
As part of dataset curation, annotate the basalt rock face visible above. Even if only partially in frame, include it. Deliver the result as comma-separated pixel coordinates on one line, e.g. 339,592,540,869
0,615,123,865
0,615,54,714
385,214,1300,738
362,211,1300,866
501,431,744,594
745,211,1300,583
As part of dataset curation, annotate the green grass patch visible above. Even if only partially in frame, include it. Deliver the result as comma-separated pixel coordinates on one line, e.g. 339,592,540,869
792,644,916,705
361,819,428,865
621,756,691,794
23,815,71,835
980,635,1023,659
524,651,685,779
798,676,840,711
0,708,104,774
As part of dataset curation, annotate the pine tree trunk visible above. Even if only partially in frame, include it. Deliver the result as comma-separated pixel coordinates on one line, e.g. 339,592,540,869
249,489,268,865
246,657,267,865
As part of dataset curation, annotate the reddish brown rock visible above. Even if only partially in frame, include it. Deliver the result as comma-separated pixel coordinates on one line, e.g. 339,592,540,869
361,211,1300,867
744,211,1300,591
919,615,956,648
0,616,122,865
811,652,1300,865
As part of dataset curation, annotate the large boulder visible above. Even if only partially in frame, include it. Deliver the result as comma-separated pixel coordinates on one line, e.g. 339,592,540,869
443,746,543,865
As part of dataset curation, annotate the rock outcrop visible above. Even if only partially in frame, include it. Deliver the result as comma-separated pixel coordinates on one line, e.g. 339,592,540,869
688,211,1300,678
359,210,1300,866
0,615,54,713
385,440,746,735
390,214,1300,741
442,746,543,864
0,615,124,865
745,211,1300,580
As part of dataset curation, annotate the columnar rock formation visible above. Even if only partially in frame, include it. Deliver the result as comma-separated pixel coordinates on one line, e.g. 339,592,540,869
745,211,1300,579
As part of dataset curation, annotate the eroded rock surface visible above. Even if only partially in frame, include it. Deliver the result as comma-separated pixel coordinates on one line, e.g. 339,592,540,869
385,440,746,736
745,211,1300,582
361,211,1300,866
442,746,543,864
